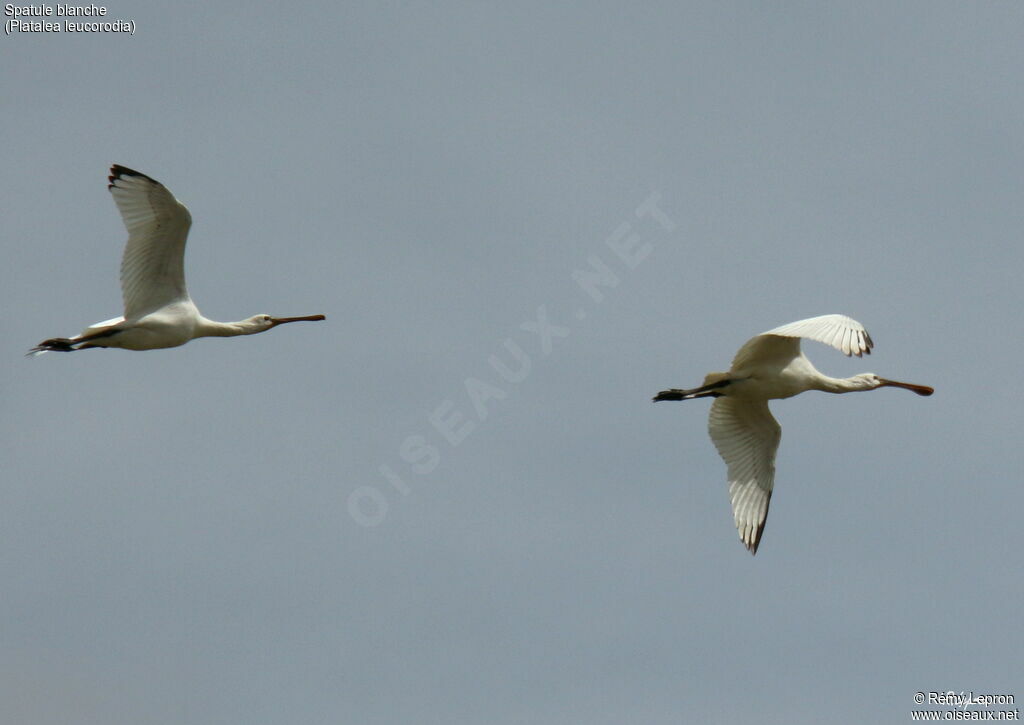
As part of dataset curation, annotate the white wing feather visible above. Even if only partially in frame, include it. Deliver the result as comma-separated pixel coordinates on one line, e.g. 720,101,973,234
108,165,193,319
761,314,872,357
708,397,781,554
730,314,873,370
86,315,125,331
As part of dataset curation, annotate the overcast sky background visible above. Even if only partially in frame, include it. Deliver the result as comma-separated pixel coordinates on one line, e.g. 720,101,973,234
3,2,1022,723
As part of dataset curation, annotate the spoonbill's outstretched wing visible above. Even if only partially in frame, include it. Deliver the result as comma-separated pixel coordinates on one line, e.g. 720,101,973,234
730,314,873,371
108,165,193,319
708,397,781,554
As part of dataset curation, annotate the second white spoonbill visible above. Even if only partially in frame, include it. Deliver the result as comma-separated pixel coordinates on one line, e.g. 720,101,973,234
653,314,933,555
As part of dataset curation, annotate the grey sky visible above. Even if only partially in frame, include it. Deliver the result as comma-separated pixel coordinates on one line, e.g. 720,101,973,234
3,2,1022,723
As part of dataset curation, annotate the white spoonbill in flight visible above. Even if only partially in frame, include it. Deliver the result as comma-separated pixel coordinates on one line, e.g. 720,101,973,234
653,314,933,555
31,165,325,354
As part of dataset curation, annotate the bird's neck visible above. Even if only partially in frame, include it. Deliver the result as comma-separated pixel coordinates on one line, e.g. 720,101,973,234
195,317,249,338
814,374,868,394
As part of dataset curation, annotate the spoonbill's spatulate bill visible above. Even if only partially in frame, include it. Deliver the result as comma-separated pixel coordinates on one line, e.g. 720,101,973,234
653,314,933,555
31,165,325,354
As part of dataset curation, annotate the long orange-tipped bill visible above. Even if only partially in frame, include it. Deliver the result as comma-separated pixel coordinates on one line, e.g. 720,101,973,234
878,378,934,396
269,314,326,326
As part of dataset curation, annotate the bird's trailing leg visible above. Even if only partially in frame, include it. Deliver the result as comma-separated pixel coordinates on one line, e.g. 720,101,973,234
652,378,732,402
28,327,122,355
29,337,79,354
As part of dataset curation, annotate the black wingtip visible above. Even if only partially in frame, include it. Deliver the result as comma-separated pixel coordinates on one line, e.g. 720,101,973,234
108,164,161,189
743,527,764,555
744,494,771,555
652,390,686,402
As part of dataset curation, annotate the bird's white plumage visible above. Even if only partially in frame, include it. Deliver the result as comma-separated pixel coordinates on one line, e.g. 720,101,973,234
735,314,872,365
708,397,780,553
654,314,932,554
763,314,873,356
720,316,870,551
110,168,193,319
86,315,126,330
30,165,325,354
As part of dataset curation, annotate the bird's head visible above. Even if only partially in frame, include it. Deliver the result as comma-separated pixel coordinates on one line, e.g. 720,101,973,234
242,313,327,334
855,373,934,396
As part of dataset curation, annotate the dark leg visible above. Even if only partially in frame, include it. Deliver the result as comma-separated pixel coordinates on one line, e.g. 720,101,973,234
29,326,122,355
29,337,78,353
652,378,732,402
